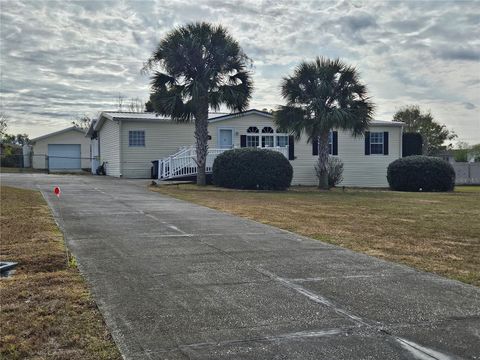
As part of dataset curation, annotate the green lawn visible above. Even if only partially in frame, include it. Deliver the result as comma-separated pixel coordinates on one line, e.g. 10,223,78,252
455,185,480,193
154,184,480,286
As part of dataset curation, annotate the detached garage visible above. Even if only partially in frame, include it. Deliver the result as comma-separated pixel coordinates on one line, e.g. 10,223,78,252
31,127,90,171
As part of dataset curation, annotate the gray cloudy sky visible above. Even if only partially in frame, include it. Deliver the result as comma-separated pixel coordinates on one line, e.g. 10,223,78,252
1,0,479,143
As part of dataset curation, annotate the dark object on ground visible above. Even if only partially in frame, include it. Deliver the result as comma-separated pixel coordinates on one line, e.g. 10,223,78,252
213,148,293,190
96,162,107,175
387,155,455,191
402,133,423,157
151,160,159,179
0,261,17,275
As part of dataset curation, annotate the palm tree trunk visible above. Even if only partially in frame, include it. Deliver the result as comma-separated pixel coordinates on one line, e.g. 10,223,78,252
317,130,330,189
194,101,209,186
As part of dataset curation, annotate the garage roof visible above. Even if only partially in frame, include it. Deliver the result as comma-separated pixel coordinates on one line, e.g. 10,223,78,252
30,126,86,143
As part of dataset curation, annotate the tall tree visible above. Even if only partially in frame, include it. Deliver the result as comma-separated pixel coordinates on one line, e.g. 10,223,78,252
275,57,374,189
144,22,253,185
393,105,456,155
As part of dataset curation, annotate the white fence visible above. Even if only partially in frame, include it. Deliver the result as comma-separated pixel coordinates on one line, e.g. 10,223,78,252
452,162,480,185
158,146,289,180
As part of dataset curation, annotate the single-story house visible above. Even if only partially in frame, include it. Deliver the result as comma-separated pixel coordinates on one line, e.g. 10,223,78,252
90,109,404,187
31,126,90,171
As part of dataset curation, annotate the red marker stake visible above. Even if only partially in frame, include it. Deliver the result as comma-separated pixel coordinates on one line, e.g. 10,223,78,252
54,186,61,198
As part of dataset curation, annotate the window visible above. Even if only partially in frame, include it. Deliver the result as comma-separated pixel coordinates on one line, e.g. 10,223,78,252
315,131,333,154
129,130,145,147
276,135,288,147
261,127,274,147
370,132,384,154
328,131,333,155
243,126,289,148
246,126,259,147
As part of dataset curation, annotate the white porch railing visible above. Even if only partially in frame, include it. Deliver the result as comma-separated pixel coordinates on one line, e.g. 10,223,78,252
157,145,289,180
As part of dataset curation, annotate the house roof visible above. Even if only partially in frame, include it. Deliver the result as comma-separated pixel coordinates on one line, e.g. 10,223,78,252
208,109,273,123
94,111,229,131
209,110,404,127
370,120,404,127
94,109,404,131
31,126,86,143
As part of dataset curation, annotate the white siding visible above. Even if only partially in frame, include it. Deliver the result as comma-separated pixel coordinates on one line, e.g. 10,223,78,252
291,126,402,187
99,119,121,177
90,138,100,174
209,113,276,148
97,112,402,186
32,129,90,169
209,113,402,187
121,120,195,178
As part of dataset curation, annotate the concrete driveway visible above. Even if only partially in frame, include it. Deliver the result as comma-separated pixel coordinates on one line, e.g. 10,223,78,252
2,173,479,359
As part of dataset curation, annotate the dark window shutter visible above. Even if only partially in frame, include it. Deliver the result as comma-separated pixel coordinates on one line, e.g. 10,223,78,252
383,132,389,155
364,131,370,155
333,131,338,155
288,135,295,160
402,132,423,157
312,137,318,155
240,135,246,148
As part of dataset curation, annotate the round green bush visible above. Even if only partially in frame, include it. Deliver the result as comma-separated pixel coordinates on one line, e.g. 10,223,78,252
212,148,293,190
387,155,455,192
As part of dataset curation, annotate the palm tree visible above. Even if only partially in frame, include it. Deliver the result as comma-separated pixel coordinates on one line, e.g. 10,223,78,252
274,57,374,189
144,22,253,185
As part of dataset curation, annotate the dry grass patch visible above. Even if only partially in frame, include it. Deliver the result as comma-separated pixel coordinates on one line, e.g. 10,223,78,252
154,184,480,286
0,186,121,360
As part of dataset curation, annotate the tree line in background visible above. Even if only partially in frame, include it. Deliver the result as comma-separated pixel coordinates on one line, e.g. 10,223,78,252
1,112,31,167
0,112,30,146
393,105,457,156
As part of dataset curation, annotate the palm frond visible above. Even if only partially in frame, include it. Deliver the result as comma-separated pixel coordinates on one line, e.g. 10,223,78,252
145,22,253,122
278,56,374,139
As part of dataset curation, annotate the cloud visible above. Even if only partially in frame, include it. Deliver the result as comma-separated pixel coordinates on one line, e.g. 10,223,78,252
0,0,479,144
434,47,480,61
342,12,377,32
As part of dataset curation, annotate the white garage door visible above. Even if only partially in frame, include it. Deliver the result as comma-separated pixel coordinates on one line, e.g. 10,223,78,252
48,144,81,170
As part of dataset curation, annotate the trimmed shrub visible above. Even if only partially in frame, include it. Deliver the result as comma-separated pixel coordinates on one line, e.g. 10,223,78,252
387,155,455,192
402,132,423,157
212,148,293,190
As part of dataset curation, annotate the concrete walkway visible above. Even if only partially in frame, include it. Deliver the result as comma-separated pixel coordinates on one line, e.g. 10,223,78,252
2,173,479,359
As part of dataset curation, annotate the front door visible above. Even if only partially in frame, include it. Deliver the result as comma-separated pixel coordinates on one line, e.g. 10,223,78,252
218,129,233,149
